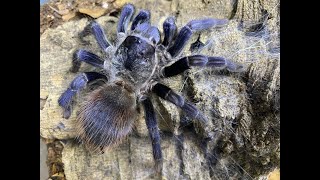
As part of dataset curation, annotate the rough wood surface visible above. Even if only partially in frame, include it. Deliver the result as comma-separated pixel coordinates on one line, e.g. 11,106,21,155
40,0,280,179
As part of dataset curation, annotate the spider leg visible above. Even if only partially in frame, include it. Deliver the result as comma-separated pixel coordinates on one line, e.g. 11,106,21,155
133,21,151,33
70,49,105,73
90,21,111,51
160,55,243,78
151,83,207,125
142,26,161,44
167,18,228,58
131,10,150,31
191,37,214,55
58,72,108,119
78,22,92,46
189,34,205,54
79,21,111,51
162,16,177,47
132,21,160,45
117,4,135,33
142,97,163,173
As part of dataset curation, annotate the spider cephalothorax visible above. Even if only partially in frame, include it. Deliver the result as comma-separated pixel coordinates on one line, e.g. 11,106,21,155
58,3,243,172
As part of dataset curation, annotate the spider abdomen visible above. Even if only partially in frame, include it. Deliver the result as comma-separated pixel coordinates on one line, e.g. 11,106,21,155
76,82,137,153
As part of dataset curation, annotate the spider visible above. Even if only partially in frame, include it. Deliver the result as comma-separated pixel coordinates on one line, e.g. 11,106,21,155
58,3,243,173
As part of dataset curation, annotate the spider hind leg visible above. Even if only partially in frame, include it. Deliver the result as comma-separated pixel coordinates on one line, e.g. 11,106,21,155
142,98,163,173
152,83,207,125
58,72,108,119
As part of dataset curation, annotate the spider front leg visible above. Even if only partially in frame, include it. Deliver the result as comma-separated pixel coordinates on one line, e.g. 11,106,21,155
117,4,135,33
160,55,244,78
141,26,161,44
142,97,163,173
167,18,228,58
58,72,108,119
131,10,150,31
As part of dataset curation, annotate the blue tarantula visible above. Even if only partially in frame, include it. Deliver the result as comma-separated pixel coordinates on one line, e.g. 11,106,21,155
58,4,243,172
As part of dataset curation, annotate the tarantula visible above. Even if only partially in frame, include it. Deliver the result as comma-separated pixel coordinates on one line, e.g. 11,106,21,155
58,3,243,172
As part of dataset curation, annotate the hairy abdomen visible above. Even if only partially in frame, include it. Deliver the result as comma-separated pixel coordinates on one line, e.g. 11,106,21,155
76,82,137,153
